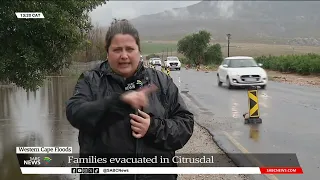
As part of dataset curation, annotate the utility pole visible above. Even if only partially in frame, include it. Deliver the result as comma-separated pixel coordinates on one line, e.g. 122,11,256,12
226,33,231,57
166,48,168,58
162,50,164,60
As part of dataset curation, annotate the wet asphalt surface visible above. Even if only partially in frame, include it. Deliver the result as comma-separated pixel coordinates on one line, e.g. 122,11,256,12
170,68,320,180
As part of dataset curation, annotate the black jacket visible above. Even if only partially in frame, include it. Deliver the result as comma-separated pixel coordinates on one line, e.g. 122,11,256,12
66,61,194,180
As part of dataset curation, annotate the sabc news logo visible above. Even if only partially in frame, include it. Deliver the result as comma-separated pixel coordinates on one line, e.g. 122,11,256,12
24,156,52,165
43,157,52,164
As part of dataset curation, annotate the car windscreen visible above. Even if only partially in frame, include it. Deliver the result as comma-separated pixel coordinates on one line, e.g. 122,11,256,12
167,57,179,61
228,59,258,68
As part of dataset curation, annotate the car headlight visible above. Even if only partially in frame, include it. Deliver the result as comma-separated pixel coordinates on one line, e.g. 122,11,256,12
261,71,267,78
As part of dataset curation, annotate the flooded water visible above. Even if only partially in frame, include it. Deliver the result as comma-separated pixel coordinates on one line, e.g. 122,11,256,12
0,77,80,180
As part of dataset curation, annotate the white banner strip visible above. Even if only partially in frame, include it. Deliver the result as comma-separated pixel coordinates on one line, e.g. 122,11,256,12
20,167,261,174
16,147,73,154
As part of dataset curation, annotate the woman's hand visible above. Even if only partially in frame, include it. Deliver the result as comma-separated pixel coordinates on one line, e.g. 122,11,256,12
130,109,151,138
121,84,157,109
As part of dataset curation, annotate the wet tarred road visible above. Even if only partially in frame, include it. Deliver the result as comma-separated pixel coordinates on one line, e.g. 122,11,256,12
171,69,320,180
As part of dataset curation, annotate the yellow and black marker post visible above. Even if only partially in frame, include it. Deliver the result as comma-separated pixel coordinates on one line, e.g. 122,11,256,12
196,65,200,71
205,66,209,73
161,65,165,73
244,86,262,124
166,67,170,77
161,65,165,72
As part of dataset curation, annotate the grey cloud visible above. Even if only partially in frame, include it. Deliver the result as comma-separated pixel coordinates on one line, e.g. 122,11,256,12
89,1,200,26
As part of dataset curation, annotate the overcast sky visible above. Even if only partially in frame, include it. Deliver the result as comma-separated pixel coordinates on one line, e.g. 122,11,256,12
89,1,200,27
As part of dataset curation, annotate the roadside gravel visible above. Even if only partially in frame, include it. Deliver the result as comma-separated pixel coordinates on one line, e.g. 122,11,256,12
267,70,320,87
177,123,249,180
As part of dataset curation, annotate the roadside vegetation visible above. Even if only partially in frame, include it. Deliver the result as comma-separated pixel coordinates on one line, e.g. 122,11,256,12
255,54,320,75
0,1,108,90
141,42,177,55
176,30,223,67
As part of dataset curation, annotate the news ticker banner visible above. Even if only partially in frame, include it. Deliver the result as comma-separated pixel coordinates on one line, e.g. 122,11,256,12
16,147,303,175
20,167,303,175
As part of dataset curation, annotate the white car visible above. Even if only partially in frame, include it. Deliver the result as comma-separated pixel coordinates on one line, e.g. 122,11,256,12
164,56,181,70
151,58,162,66
217,56,268,89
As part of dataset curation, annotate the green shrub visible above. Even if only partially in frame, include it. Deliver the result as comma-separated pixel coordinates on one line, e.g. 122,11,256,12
255,53,320,75
204,44,223,65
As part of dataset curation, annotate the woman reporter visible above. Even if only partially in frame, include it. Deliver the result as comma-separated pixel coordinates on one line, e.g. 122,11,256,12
65,19,194,180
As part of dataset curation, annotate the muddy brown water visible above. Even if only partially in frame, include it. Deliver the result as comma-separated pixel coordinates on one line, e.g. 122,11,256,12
0,77,79,180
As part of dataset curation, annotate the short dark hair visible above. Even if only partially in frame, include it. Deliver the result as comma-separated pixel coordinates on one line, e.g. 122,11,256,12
104,19,140,53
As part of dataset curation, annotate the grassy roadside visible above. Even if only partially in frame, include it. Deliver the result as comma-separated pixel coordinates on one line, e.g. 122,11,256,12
141,41,177,55
182,64,218,71
143,41,320,57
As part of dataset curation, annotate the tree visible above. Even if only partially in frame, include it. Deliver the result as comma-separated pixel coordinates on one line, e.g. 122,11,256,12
177,30,211,64
0,1,108,91
204,44,223,65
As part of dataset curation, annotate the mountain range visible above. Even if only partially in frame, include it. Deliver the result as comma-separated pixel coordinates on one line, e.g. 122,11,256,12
130,1,320,45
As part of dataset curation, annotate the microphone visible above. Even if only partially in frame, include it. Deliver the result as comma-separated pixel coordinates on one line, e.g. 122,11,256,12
124,76,149,112
124,80,136,91
124,76,149,91
135,80,144,89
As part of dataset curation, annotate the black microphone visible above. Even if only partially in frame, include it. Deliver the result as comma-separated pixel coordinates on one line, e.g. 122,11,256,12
124,80,136,91
135,79,144,89
124,77,147,112
124,76,149,91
